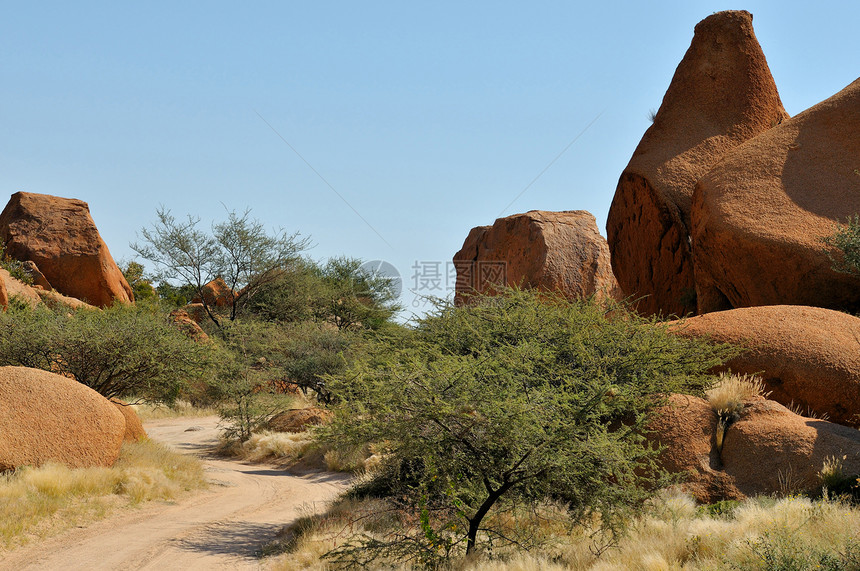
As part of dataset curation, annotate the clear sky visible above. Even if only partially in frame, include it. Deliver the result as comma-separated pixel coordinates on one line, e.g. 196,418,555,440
1,1,857,316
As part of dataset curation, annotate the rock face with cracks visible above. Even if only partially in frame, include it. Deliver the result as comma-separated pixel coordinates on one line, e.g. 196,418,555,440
0,366,126,471
0,192,134,308
606,10,787,317
453,210,620,305
667,305,860,428
692,78,860,313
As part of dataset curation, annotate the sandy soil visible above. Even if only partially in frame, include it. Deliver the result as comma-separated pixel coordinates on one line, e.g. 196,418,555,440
0,416,350,570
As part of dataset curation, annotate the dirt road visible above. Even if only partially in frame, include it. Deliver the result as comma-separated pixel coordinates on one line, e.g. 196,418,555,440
0,416,350,570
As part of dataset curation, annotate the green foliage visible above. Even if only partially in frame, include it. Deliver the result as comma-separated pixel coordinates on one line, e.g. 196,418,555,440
323,289,736,563
207,320,297,441
245,256,402,331
0,302,210,403
132,206,311,329
120,260,157,301
0,243,33,285
823,214,860,277
155,282,199,308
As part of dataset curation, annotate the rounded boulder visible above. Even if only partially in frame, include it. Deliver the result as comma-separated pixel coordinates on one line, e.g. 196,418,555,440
0,366,126,471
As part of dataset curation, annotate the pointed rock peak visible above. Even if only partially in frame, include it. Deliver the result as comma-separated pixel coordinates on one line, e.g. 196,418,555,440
606,10,787,318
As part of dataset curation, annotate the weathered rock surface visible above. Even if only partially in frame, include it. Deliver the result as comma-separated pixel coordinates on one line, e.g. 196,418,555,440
0,366,125,470
168,308,209,342
110,399,148,442
692,79,860,313
267,408,333,433
668,305,860,427
0,268,41,307
453,210,620,304
0,192,133,308
191,277,236,308
650,394,860,503
607,10,787,317
0,268,96,311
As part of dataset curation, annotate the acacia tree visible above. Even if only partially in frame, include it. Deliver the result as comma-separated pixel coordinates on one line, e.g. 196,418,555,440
323,290,735,564
132,206,310,330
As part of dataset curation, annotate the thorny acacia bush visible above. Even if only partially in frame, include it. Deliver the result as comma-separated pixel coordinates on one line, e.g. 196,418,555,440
321,290,737,566
0,301,211,403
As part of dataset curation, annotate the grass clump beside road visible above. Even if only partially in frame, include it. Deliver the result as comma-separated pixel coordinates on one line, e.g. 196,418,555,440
0,439,206,551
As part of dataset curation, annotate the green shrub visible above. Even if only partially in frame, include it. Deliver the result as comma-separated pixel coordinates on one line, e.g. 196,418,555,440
0,302,211,403
0,243,33,285
322,289,737,564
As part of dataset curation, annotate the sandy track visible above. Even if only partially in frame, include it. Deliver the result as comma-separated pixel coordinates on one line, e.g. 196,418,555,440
0,416,350,570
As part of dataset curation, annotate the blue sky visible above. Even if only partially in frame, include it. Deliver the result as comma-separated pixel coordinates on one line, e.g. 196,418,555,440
1,1,857,316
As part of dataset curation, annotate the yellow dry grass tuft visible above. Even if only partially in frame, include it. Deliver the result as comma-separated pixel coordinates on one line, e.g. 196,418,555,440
706,372,768,417
0,439,206,551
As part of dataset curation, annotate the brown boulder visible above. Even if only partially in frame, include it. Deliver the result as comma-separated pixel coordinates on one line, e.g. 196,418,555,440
267,408,333,433
191,277,236,308
168,308,209,342
668,306,860,427
722,397,860,496
692,79,860,313
606,10,787,317
110,399,148,442
651,394,860,503
22,261,51,290
649,394,743,503
0,192,134,308
0,270,6,311
0,268,41,308
453,210,620,304
0,366,125,470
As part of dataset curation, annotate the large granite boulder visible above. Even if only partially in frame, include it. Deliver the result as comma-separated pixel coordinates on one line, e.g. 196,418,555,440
0,366,126,471
453,210,620,304
606,10,787,317
692,79,860,313
668,305,860,427
650,394,860,503
0,192,134,308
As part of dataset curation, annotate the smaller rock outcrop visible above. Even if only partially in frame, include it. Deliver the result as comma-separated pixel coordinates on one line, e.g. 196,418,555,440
0,366,126,470
453,210,619,305
0,271,7,311
191,277,236,308
267,408,333,433
22,261,51,290
168,308,209,342
650,394,860,503
668,306,860,427
0,192,134,308
110,399,148,442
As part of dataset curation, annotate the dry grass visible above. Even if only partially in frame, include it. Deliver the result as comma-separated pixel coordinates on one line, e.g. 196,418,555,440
0,439,206,551
705,373,768,417
133,400,219,421
265,491,860,570
219,428,381,474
